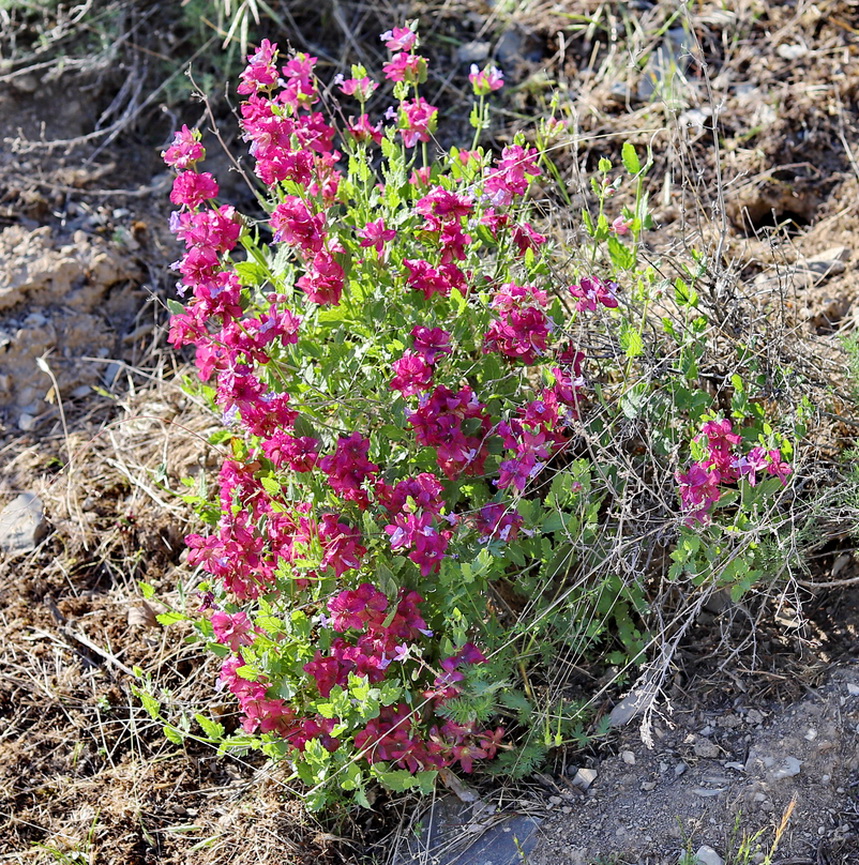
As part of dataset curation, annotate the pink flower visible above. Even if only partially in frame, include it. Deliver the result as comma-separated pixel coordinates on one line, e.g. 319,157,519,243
319,433,379,508
162,125,205,170
398,97,438,148
380,26,417,52
411,326,452,364
280,53,319,108
612,216,633,235
237,39,279,94
676,462,721,526
345,113,384,145
766,449,792,483
319,514,367,578
211,611,255,651
484,145,541,206
391,351,434,397
569,275,619,311
468,64,504,96
297,247,345,306
328,583,388,632
403,258,452,299
270,197,326,255
511,222,546,254
357,218,397,254
383,52,427,84
170,172,219,209
338,76,378,100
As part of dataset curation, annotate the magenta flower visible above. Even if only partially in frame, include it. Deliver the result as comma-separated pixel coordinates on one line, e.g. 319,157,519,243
345,113,384,145
569,275,619,311
338,76,378,100
398,97,438,148
468,63,504,96
383,52,427,84
170,171,219,209
211,611,255,651
357,218,397,255
161,125,205,170
380,26,417,52
391,351,434,397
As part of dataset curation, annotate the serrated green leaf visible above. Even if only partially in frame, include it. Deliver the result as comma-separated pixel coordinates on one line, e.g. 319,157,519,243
195,713,225,739
163,724,184,745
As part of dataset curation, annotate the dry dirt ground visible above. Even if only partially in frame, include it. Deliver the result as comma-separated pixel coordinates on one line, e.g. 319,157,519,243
2,1,859,863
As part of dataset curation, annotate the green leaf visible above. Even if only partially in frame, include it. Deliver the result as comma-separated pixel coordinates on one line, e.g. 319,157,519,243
132,685,161,720
156,611,187,626
166,298,185,316
620,325,644,359
260,475,282,497
621,141,641,175
163,724,184,745
195,713,225,739
607,234,635,270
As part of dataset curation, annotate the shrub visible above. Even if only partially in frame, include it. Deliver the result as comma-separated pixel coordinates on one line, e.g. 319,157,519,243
156,23,801,809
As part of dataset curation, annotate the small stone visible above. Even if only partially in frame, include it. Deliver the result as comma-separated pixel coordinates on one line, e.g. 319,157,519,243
455,41,490,65
772,756,802,780
777,43,808,60
17,412,36,431
674,762,688,777
570,768,598,790
641,780,656,791
621,750,636,765
693,739,721,759
693,788,725,797
609,682,658,727
846,683,859,696
693,844,725,865
745,709,764,725
0,492,48,554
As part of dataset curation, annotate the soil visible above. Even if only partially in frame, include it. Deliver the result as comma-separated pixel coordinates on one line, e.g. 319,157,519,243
2,2,859,864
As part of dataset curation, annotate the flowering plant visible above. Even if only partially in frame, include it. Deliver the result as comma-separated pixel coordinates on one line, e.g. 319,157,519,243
155,22,799,808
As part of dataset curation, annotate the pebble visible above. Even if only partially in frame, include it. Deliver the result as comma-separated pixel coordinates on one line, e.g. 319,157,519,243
621,750,636,765
0,492,48,554
846,683,859,696
693,844,725,865
693,739,721,759
17,412,36,431
641,781,657,791
455,41,490,65
674,762,688,777
570,768,598,790
772,756,802,780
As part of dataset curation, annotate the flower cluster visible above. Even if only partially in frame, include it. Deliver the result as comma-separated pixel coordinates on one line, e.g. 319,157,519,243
676,419,792,525
159,21,794,809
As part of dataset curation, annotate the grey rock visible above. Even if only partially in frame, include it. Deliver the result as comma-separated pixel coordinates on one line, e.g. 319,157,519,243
0,492,48,554
772,756,802,780
570,767,598,790
456,41,490,65
609,680,659,727
391,795,542,865
693,844,725,865
621,749,636,765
